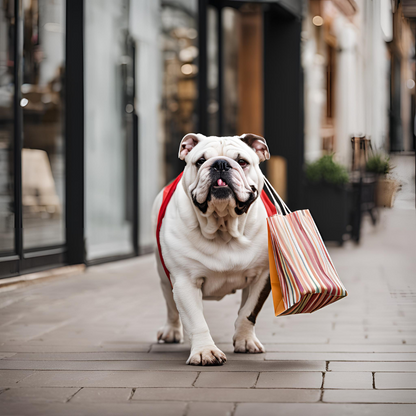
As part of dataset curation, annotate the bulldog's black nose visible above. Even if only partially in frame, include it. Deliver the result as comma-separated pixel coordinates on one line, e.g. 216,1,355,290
211,159,231,172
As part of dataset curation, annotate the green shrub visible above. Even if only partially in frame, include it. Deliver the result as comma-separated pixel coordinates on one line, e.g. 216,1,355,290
305,154,349,186
366,154,391,175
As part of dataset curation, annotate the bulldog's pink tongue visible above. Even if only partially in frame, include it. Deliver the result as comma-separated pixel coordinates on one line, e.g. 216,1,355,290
217,179,227,186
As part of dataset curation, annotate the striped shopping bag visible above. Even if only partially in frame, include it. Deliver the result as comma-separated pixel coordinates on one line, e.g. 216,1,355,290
263,177,348,316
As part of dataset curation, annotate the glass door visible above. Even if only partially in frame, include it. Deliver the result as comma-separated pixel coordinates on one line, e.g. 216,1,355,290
201,2,264,137
0,0,66,278
84,0,138,263
21,0,66,251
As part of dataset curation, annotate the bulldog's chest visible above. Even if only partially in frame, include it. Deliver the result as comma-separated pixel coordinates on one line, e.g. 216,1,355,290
160,192,270,299
191,237,269,300
200,270,260,300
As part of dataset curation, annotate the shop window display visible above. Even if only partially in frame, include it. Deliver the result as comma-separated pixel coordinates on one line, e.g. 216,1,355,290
161,0,198,182
21,0,66,249
0,1,15,253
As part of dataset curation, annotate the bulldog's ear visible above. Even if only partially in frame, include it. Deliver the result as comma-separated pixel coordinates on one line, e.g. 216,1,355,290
178,133,202,160
240,133,270,162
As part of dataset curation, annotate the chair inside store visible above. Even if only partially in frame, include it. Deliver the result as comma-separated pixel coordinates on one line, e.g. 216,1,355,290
349,136,378,243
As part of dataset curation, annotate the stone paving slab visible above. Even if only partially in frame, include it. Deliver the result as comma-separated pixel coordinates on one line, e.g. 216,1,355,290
0,345,151,353
0,353,16,359
187,402,235,416
70,387,132,403
234,403,416,416
265,352,416,361
256,371,322,388
18,370,198,388
0,370,35,387
132,387,321,402
329,361,416,372
0,387,78,403
0,402,187,416
260,344,416,353
195,372,259,388
323,372,373,389
375,372,416,389
323,389,416,403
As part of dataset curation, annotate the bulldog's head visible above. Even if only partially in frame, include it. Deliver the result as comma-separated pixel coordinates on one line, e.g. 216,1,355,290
179,133,270,217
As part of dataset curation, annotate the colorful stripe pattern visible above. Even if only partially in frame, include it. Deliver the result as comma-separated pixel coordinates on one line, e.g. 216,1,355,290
267,209,348,316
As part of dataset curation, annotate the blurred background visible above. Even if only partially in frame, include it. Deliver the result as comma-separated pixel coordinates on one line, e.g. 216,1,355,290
0,0,415,279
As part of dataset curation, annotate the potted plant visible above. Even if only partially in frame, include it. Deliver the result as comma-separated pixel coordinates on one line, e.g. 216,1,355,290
304,155,350,245
366,154,399,208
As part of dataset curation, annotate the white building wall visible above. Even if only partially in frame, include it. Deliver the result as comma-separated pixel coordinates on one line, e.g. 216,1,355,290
303,19,325,163
334,15,358,166
305,1,391,167
363,0,390,152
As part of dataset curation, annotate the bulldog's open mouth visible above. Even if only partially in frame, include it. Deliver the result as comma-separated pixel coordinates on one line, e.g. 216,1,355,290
215,178,228,187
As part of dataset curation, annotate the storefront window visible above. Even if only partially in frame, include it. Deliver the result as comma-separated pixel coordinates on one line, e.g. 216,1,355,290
0,1,15,254
223,7,239,136
21,0,66,249
161,0,198,182
85,0,135,260
207,6,218,136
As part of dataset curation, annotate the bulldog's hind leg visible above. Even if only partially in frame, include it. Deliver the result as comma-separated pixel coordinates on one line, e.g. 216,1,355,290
233,274,271,353
157,259,183,343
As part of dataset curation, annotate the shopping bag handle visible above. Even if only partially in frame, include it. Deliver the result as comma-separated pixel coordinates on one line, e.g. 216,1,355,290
263,176,291,215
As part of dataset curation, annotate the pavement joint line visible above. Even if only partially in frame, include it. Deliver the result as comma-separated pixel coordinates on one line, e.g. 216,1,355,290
191,372,201,387
66,387,83,403
251,372,261,388
14,370,37,385
128,387,136,400
0,388,10,396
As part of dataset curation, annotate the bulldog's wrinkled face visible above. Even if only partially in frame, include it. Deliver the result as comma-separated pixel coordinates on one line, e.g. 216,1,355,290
179,134,270,217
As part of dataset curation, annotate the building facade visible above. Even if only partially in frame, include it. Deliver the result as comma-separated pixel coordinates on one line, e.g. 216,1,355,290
0,0,414,279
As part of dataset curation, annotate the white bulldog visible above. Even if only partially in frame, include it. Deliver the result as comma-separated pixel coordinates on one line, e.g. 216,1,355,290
152,133,272,365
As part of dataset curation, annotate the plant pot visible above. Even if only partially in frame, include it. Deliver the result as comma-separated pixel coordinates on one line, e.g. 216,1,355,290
376,177,399,208
304,183,349,245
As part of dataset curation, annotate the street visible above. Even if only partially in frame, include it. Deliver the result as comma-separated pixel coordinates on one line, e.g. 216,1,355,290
0,155,415,416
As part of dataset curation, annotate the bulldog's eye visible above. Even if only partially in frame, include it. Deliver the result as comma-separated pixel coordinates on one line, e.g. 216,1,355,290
196,157,206,168
238,159,249,168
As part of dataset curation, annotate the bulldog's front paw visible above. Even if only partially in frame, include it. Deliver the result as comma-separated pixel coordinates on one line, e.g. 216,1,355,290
157,323,183,343
186,345,227,366
233,333,265,353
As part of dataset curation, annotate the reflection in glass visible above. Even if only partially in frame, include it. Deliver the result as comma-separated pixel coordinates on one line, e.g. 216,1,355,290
85,0,134,260
22,0,66,249
0,2,15,254
161,1,198,182
207,6,218,136
223,7,239,136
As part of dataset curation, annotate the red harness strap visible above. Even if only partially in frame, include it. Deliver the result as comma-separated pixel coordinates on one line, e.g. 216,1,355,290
156,172,277,285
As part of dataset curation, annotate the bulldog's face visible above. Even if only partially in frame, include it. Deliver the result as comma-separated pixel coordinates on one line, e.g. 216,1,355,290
179,134,270,217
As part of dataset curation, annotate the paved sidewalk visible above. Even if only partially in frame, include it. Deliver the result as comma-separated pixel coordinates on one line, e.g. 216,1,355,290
0,156,415,416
